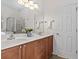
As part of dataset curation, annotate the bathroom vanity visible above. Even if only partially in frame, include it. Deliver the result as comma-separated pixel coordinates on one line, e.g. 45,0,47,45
1,34,53,59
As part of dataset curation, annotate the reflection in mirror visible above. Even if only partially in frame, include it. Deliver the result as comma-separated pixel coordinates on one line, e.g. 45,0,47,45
1,16,4,31
1,16,6,32
6,17,15,32
6,17,25,33
1,0,54,34
16,17,25,33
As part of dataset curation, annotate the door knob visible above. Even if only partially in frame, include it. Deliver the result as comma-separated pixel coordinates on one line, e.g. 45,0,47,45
56,33,59,35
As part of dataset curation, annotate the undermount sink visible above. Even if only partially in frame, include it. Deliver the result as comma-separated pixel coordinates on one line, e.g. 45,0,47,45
1,33,41,42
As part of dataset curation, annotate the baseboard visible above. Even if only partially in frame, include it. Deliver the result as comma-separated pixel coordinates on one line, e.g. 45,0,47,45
52,52,66,59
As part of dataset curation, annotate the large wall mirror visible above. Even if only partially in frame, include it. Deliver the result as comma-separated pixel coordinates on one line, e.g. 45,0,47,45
1,0,54,34
1,0,44,33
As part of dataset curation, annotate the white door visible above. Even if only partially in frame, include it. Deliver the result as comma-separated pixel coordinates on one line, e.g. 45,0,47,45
54,4,77,59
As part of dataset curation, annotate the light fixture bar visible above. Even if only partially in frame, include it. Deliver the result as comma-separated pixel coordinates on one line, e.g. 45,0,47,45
17,0,39,10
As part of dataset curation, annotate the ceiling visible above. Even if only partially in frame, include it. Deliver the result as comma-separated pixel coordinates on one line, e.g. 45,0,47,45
1,0,77,13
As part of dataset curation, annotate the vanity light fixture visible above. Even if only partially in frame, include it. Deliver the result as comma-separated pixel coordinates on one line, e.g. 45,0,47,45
17,0,39,10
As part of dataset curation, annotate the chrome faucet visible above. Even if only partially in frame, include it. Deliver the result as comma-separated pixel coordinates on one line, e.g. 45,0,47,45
48,20,55,29
7,34,15,40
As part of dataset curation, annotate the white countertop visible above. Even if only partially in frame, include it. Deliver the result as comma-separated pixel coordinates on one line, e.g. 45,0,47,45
1,33,53,50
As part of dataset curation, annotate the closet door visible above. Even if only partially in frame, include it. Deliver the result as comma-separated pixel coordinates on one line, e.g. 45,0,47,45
54,4,77,59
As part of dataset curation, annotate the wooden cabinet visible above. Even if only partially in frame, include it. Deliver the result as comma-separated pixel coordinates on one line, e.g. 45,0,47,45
45,37,49,59
43,36,53,59
1,36,53,59
22,39,46,59
1,46,22,59
22,42,35,59
34,39,46,59
48,36,53,58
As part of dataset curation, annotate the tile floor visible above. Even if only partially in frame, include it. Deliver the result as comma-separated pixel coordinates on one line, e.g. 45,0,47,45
50,55,65,59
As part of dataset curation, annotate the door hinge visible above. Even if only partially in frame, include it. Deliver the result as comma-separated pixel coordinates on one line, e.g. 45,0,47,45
76,29,77,32
76,7,78,12
76,50,78,54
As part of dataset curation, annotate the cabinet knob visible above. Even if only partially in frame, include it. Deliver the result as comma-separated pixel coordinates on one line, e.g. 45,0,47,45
24,45,26,47
20,46,22,48
56,33,59,35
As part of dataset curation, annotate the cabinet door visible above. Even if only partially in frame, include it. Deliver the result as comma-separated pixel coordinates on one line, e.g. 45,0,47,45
48,36,53,57
34,39,46,59
22,43,35,59
34,46,43,59
45,38,49,59
1,46,22,59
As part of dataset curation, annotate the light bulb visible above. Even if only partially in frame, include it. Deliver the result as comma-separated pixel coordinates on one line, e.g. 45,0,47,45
29,1,34,5
34,4,38,9
18,0,24,5
25,3,29,7
22,0,28,3
29,6,34,10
